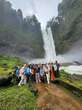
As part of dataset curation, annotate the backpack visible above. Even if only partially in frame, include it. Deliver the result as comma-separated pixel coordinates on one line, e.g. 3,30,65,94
24,67,30,75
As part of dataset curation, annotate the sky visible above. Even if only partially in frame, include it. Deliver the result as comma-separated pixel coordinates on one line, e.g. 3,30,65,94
8,0,62,27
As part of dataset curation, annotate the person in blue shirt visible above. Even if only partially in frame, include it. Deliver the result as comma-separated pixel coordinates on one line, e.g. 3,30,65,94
24,64,31,82
14,65,20,77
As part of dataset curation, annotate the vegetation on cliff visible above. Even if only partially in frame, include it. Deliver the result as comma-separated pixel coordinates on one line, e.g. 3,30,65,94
60,70,82,90
0,55,21,76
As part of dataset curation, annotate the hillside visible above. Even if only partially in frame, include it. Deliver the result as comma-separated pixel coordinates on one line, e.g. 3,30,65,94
0,0,44,60
47,0,82,55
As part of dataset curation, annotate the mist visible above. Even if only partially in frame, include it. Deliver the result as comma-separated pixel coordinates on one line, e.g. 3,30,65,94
61,39,82,63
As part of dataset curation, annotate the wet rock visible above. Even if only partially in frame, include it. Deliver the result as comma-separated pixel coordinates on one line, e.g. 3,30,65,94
0,75,12,86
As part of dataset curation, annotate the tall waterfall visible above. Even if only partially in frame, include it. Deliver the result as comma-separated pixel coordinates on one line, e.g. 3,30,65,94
42,27,56,62
29,27,57,64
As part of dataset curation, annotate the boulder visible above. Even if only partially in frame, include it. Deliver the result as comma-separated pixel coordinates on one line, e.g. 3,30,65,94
0,75,12,86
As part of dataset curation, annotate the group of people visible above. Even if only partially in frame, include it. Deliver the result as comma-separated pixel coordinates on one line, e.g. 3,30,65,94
14,61,60,86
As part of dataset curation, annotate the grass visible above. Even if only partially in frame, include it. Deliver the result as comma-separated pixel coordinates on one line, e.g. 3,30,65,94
0,85,36,110
60,69,82,90
0,55,22,76
60,70,82,102
0,55,36,110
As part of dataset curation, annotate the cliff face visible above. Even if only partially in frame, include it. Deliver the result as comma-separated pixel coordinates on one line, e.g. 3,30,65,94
0,0,44,59
48,0,82,54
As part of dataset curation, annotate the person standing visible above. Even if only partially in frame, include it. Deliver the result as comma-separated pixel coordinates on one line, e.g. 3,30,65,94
35,65,41,83
39,64,45,83
54,61,60,78
18,64,27,86
50,63,55,81
14,65,20,77
30,65,36,82
24,64,31,82
43,64,50,84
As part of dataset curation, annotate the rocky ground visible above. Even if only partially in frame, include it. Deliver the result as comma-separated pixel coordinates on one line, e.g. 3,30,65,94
35,84,82,110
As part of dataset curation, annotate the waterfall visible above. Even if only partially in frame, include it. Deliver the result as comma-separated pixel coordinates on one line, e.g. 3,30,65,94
29,26,82,66
29,26,77,64
29,26,57,64
42,27,56,62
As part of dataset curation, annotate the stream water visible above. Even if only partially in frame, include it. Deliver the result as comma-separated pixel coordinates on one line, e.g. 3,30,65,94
62,65,82,75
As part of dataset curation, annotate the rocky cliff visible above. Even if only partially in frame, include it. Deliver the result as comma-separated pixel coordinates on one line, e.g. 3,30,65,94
0,0,44,60
47,0,82,55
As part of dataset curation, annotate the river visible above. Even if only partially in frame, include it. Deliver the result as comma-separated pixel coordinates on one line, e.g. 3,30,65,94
62,65,82,75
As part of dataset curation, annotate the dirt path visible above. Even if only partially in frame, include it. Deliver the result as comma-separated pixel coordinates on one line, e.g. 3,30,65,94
35,84,82,110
